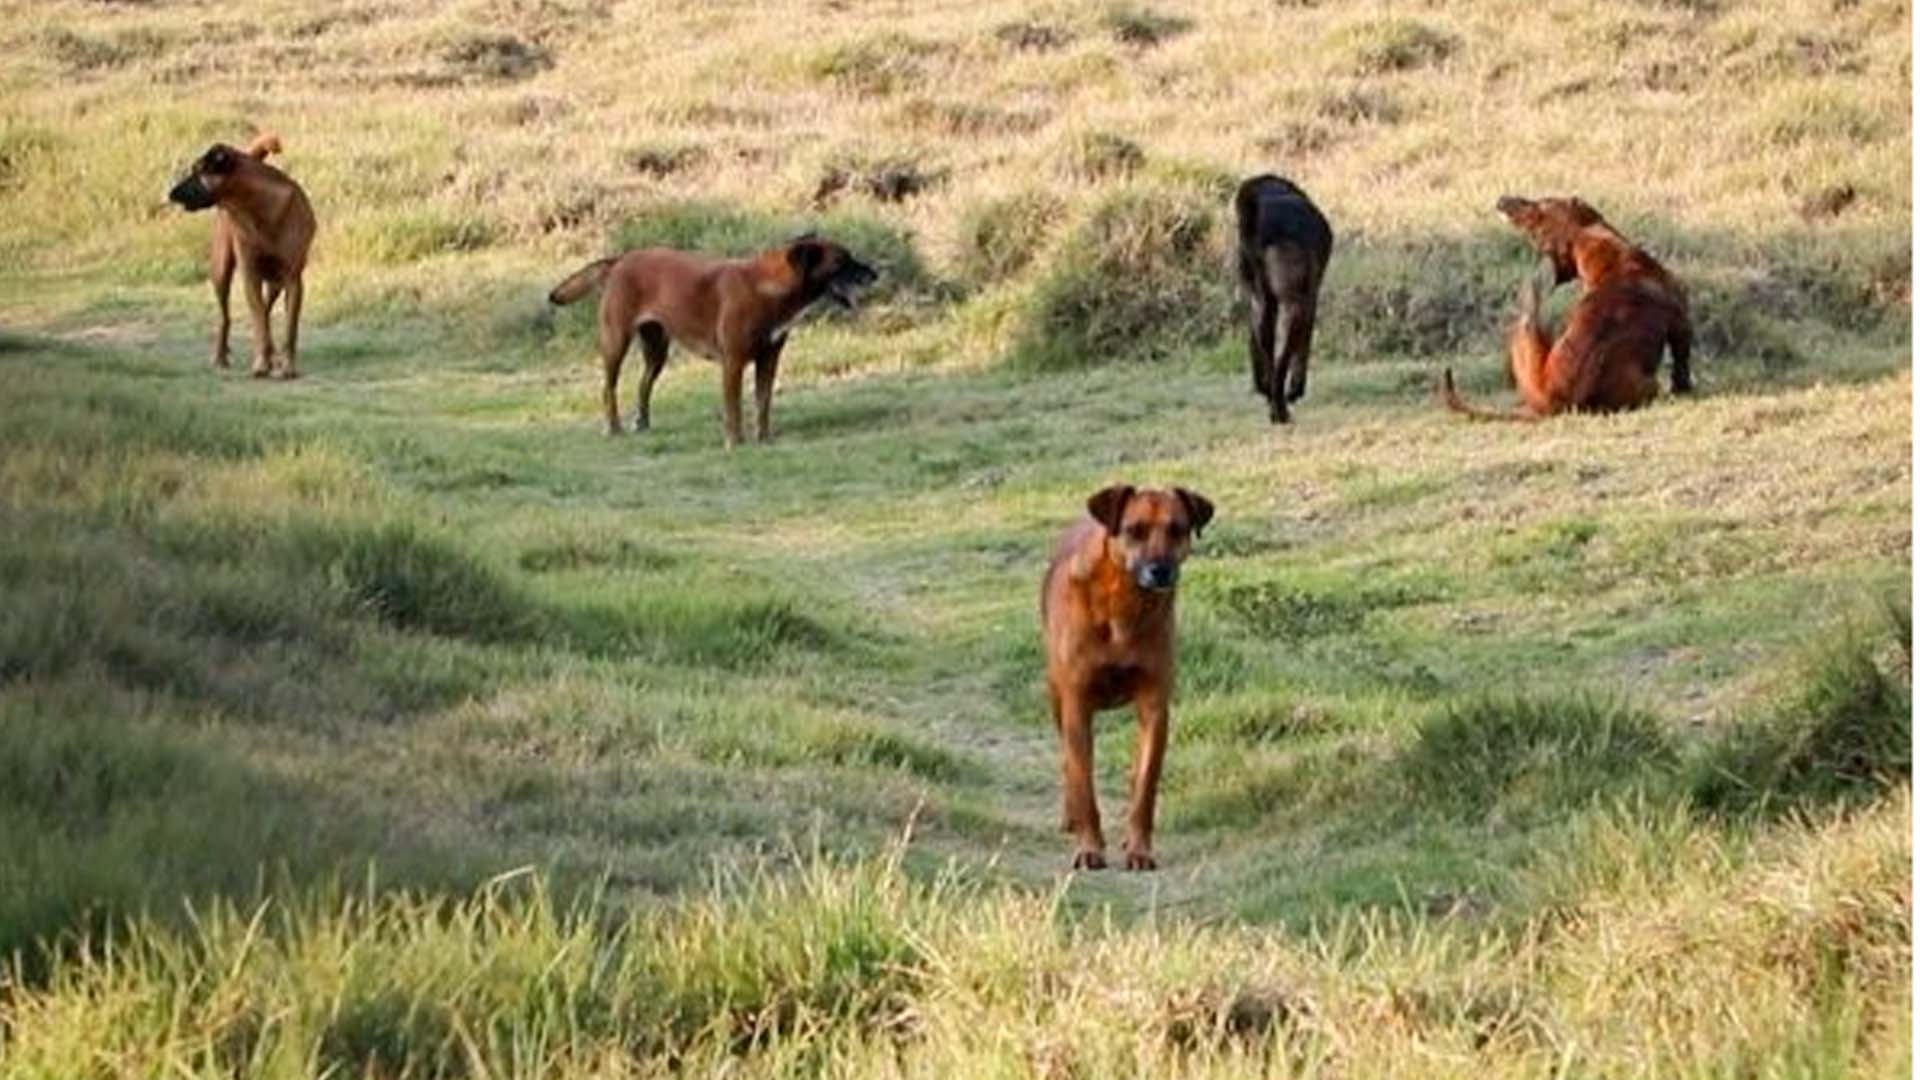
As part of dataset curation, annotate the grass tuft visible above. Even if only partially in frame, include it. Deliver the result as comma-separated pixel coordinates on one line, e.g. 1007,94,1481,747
1401,695,1676,819
324,520,538,642
1102,4,1194,47
1056,130,1147,182
1691,603,1911,816
1010,185,1227,368
955,190,1067,286
1327,17,1458,74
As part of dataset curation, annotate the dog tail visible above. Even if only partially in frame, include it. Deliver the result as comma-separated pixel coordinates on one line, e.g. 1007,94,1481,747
1438,368,1542,423
547,257,617,306
245,132,284,160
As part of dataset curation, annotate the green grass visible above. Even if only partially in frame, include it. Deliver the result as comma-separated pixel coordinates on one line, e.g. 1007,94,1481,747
0,0,1910,1074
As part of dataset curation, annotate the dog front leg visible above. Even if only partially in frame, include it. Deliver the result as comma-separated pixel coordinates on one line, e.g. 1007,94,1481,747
720,354,747,449
753,337,786,443
1058,691,1106,870
1668,311,1694,394
240,269,274,378
1125,685,1169,871
210,239,235,369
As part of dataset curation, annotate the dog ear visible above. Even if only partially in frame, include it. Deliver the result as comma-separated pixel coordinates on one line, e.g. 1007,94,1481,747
1086,485,1135,535
788,239,824,277
1568,196,1601,224
1173,488,1214,537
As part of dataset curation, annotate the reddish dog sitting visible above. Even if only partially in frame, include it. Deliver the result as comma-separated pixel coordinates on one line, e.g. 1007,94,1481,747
1442,195,1693,420
1041,484,1213,871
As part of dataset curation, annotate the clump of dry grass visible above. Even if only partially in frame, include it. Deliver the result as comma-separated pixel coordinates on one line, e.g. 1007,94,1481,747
2,791,1906,1078
1325,16,1457,75
1055,130,1147,182
1011,184,1228,368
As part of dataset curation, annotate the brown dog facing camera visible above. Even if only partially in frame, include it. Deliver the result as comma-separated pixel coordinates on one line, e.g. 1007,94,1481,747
546,236,876,447
167,133,316,379
1441,195,1693,420
1042,484,1214,871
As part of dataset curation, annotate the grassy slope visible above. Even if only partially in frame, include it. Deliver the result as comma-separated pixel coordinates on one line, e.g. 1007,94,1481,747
0,0,1910,1075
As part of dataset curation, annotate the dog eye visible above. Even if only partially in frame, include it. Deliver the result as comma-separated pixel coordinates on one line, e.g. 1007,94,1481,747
1125,524,1149,541
1168,523,1188,541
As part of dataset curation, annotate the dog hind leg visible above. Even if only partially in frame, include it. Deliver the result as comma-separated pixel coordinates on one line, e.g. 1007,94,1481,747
1283,296,1317,403
634,322,669,431
240,269,274,378
1508,276,1556,414
1247,294,1276,399
280,277,303,379
599,318,634,435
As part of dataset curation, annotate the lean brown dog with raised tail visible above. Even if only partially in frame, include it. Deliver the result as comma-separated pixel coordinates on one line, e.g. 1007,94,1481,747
546,236,876,447
1042,484,1213,871
168,134,315,378
1441,195,1693,421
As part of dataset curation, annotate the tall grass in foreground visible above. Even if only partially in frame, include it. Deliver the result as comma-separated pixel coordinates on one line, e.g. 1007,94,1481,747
2,790,1907,1080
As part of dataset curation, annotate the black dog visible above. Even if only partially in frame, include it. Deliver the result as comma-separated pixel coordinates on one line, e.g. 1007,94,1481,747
1234,175,1333,423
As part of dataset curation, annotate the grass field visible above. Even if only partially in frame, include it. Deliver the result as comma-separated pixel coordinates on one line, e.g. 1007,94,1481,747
0,0,1911,1075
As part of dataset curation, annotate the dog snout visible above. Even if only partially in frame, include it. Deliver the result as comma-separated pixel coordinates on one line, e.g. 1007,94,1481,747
168,176,214,211
1136,561,1180,591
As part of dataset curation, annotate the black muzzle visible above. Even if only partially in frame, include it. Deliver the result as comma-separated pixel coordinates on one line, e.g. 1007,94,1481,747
168,175,215,211
1136,561,1180,592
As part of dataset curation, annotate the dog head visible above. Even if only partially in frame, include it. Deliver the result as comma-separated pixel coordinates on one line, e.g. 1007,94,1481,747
1086,485,1214,593
787,235,878,310
167,143,248,212
1495,195,1605,285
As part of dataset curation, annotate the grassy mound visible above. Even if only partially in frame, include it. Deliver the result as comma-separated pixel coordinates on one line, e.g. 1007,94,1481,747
1010,185,1231,368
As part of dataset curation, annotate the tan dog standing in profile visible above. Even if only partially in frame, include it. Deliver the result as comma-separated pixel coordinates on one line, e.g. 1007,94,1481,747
546,236,876,447
1042,484,1214,871
167,134,316,378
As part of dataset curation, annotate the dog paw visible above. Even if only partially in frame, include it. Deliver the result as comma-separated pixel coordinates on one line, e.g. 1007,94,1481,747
1286,383,1307,404
274,368,300,381
1123,850,1157,872
250,367,272,379
1070,849,1108,871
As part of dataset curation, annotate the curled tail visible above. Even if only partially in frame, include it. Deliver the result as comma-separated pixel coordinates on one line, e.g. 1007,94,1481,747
245,132,283,160
1438,368,1542,423
547,257,617,305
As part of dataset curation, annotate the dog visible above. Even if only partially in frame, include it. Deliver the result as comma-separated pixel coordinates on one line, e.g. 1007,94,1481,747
1441,195,1693,421
1234,174,1333,424
1042,484,1214,871
546,236,877,447
167,133,315,379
